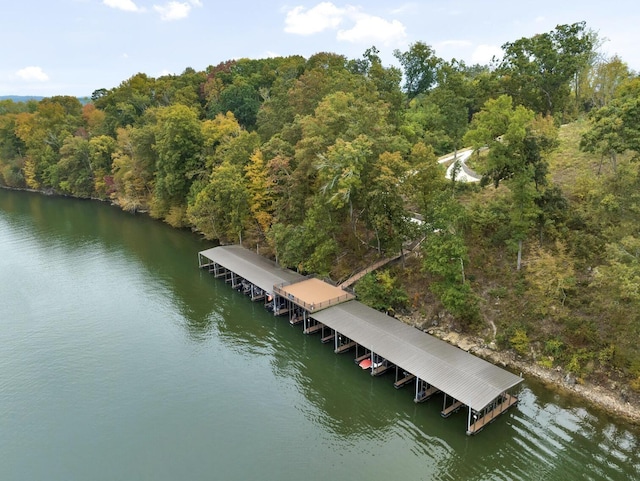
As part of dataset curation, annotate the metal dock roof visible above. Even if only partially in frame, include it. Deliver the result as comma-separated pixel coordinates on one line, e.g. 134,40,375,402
199,245,304,294
312,300,523,412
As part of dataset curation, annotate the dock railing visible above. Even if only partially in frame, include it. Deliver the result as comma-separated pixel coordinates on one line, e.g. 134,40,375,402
273,282,354,312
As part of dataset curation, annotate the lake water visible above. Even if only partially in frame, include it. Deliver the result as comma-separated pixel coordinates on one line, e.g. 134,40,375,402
1,189,639,481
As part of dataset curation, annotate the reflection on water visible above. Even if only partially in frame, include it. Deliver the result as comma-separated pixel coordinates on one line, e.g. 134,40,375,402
1,188,639,481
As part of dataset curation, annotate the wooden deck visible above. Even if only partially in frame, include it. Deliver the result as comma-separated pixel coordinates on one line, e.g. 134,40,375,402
441,400,463,418
321,333,335,344
394,374,415,389
335,340,356,354
303,323,323,335
372,363,392,376
467,394,518,435
354,352,370,364
414,385,439,403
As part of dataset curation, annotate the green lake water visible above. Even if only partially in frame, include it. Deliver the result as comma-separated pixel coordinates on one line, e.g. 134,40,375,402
0,189,638,481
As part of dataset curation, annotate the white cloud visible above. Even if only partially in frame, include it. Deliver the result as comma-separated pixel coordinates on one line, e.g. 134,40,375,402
103,0,141,12
337,14,406,45
153,0,202,21
471,44,502,65
284,2,407,45
16,66,49,82
284,2,348,35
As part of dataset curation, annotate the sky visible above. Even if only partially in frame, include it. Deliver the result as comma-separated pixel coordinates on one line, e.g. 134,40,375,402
2,0,639,97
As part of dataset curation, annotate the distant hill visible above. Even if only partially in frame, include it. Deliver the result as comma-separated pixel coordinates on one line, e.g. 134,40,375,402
0,95,90,104
0,95,45,103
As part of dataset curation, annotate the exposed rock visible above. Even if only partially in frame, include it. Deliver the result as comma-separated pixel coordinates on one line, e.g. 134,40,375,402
423,323,640,426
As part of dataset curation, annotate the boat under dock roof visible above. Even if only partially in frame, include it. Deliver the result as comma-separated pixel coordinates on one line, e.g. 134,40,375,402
311,300,523,413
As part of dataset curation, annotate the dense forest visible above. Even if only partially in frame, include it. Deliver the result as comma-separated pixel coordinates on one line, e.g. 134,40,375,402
2,21,640,393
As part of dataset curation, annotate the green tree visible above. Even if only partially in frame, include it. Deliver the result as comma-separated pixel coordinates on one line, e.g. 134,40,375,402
497,22,597,115
207,81,261,130
152,104,203,219
590,236,640,374
584,55,633,109
355,270,408,313
0,113,26,187
57,136,93,197
111,126,155,212
364,151,412,254
88,135,117,198
188,160,250,243
464,95,558,269
580,91,640,173
422,194,479,326
393,41,441,99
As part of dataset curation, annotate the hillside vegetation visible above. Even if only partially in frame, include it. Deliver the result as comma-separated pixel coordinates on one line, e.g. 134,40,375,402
1,21,639,393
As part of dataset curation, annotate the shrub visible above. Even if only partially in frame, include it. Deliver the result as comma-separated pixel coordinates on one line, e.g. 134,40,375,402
510,329,530,355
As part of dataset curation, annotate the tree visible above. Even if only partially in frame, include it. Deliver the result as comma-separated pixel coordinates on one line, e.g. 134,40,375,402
0,113,26,187
13,97,84,190
188,160,250,243
111,126,155,212
88,135,117,198
393,41,441,99
364,151,412,254
584,55,633,110
580,91,640,173
207,81,261,130
497,22,597,115
57,136,93,197
464,95,558,269
355,270,408,313
526,240,576,318
244,149,275,239
317,135,372,225
152,104,203,219
405,141,446,215
421,194,479,326
590,236,640,374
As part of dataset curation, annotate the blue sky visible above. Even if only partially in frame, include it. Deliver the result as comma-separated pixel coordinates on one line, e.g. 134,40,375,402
2,0,639,97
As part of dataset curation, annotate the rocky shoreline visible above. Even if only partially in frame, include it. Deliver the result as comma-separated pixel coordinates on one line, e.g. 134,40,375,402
3,185,639,427
421,325,640,427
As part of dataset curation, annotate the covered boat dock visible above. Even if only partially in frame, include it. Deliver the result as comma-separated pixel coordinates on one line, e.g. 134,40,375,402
310,301,522,434
199,245,522,435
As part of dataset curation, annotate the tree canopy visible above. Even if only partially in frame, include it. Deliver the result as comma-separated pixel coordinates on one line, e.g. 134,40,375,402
2,23,640,390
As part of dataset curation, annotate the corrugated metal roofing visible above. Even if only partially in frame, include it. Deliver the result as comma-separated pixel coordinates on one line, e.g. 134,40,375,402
199,245,304,294
312,301,523,412
199,245,523,412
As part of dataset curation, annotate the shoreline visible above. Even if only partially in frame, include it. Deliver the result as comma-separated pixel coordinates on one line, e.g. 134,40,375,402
423,325,640,427
3,184,640,428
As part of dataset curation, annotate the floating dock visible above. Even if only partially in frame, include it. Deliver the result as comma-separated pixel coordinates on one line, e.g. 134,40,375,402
199,245,523,435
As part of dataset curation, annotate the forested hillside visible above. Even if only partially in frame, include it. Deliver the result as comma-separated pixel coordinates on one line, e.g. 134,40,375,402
1,21,639,392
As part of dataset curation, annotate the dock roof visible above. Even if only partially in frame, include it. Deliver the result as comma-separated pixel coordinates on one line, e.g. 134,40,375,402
199,245,304,294
311,300,523,412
